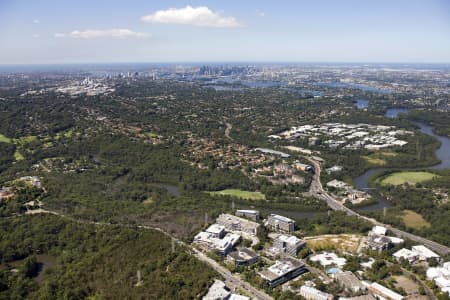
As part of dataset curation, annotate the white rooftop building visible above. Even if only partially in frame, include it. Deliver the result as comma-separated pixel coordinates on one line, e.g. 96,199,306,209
273,234,306,256
300,285,333,300
203,280,230,300
206,224,226,238
412,245,440,261
393,248,418,263
371,226,387,236
394,245,440,263
310,252,346,268
193,231,240,255
367,282,404,300
426,262,450,295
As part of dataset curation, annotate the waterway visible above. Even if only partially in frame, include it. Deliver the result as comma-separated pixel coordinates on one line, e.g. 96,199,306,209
353,108,450,211
355,99,369,109
320,82,392,94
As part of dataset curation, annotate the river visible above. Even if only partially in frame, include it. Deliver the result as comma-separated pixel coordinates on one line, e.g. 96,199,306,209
353,108,450,211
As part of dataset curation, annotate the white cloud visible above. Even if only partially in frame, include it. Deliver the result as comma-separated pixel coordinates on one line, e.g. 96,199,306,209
256,10,265,17
53,33,66,38
32,34,39,38
68,29,151,39
141,6,242,28
33,19,40,24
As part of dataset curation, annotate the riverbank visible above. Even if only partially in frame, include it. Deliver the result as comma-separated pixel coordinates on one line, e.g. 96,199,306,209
352,108,450,211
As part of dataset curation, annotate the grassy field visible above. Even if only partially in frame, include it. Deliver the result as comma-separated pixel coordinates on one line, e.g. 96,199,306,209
402,210,431,229
208,189,266,200
14,150,24,161
15,135,38,144
305,234,363,252
146,132,160,138
363,156,387,166
0,134,12,143
380,171,438,186
363,152,398,166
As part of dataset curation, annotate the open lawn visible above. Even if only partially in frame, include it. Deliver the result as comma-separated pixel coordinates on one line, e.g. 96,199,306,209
402,210,431,229
304,234,363,252
363,152,398,166
146,132,160,138
363,156,386,166
14,150,24,161
0,134,12,143
208,189,266,200
380,171,438,186
14,135,38,145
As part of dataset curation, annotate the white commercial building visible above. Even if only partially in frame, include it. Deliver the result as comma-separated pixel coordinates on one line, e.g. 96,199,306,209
273,234,306,256
393,248,418,263
371,226,387,236
394,245,440,263
194,231,240,255
427,262,450,295
206,224,226,238
367,282,404,300
203,280,230,300
310,252,346,268
411,245,440,261
217,214,260,236
258,258,307,287
300,285,333,300
266,214,296,232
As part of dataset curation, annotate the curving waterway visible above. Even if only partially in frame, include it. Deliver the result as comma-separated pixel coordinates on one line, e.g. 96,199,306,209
353,108,450,211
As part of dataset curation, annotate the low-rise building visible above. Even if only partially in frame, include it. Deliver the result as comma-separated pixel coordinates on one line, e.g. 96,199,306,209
393,248,418,263
326,165,343,174
194,231,240,255
367,282,404,300
371,226,387,236
326,179,348,189
426,262,450,295
217,214,260,235
203,280,250,300
394,245,440,263
227,248,259,266
229,295,250,300
334,271,366,294
294,162,313,172
19,176,41,188
273,234,306,256
310,252,347,268
339,295,376,300
411,245,440,261
300,285,333,300
203,280,230,300
235,209,260,221
0,187,15,200
266,214,296,232
366,234,393,252
258,258,307,287
206,224,226,239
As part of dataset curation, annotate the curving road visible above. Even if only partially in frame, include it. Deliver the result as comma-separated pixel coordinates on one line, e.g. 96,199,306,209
305,157,450,257
23,208,273,300
192,248,273,300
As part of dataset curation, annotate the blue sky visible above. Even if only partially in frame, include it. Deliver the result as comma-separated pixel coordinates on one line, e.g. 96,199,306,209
0,0,449,64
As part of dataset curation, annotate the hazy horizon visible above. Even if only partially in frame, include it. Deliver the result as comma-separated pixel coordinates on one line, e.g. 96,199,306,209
1,0,449,64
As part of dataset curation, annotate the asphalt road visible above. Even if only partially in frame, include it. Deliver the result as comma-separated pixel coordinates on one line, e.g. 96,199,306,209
192,248,273,300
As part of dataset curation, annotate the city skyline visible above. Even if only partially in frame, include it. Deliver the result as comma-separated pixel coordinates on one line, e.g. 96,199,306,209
1,0,450,64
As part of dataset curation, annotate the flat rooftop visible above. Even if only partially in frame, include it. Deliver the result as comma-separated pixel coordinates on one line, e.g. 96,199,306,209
259,258,304,281
269,214,295,223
